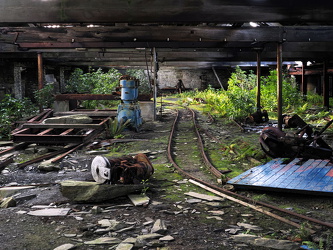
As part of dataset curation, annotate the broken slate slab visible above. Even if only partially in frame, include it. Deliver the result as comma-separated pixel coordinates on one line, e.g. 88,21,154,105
151,219,168,234
237,222,263,231
98,219,127,231
185,191,224,201
53,243,76,250
116,243,134,250
43,114,93,124
27,208,71,216
232,234,300,250
60,180,143,203
0,186,35,199
128,194,150,206
0,197,16,208
159,235,175,242
136,233,163,242
84,237,121,245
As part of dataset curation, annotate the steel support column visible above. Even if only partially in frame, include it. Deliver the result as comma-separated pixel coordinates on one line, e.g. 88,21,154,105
37,52,44,90
256,50,261,111
323,61,330,109
153,47,158,121
301,60,307,96
277,43,283,130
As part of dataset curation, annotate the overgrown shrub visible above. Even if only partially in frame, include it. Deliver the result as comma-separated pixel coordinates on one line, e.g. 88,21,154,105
177,66,315,121
260,69,302,112
34,83,55,108
0,95,38,139
66,67,122,109
125,69,152,95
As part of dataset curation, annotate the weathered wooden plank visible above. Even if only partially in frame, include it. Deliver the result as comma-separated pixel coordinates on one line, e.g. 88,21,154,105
22,123,102,129
228,158,333,196
1,1,333,23
258,158,301,186
231,158,283,184
275,159,316,188
283,159,324,189
297,160,331,190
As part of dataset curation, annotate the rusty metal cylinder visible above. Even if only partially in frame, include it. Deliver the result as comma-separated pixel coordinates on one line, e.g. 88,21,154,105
91,154,154,184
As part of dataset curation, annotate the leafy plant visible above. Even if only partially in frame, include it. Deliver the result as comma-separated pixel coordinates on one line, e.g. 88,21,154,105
140,179,150,195
65,67,122,109
125,68,152,95
0,94,38,139
34,84,55,108
106,117,131,138
302,231,333,250
260,69,302,112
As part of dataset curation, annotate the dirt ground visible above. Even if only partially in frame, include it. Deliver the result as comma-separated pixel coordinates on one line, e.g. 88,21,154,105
0,104,333,250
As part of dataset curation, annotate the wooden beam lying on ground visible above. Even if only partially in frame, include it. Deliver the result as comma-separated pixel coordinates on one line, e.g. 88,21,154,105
189,179,316,234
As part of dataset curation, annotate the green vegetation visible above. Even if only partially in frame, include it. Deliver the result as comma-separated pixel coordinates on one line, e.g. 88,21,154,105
65,67,122,109
65,67,152,109
105,117,131,139
0,94,38,140
34,83,55,108
177,66,327,122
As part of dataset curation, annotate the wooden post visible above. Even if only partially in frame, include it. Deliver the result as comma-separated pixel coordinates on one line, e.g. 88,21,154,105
256,50,261,111
277,43,283,130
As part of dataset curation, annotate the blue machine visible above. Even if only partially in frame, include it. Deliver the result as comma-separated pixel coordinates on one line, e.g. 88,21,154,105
117,76,143,131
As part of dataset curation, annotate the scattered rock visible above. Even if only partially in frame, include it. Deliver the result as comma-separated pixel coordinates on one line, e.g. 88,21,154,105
84,237,121,245
27,208,71,216
186,198,202,204
60,180,143,203
43,114,93,124
38,160,60,171
128,194,150,206
0,186,35,199
136,233,164,241
159,235,174,241
53,243,76,250
0,197,16,208
185,191,224,201
116,243,134,250
151,219,168,234
237,222,263,231
206,216,223,221
97,219,126,231
91,205,102,214
232,234,300,250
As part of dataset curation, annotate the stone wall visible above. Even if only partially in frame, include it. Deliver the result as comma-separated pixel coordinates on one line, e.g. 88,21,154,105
157,67,231,90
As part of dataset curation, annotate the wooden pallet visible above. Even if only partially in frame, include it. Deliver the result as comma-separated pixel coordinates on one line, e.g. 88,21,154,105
12,113,111,144
227,158,333,196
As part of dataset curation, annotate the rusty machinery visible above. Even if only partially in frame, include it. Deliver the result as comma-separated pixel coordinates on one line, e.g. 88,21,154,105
259,114,333,159
91,153,154,184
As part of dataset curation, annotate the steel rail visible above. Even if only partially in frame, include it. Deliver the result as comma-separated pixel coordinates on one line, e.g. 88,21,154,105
188,108,226,178
167,108,333,230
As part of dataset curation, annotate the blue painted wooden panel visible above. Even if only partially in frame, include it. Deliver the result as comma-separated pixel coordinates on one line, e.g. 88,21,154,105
227,158,333,196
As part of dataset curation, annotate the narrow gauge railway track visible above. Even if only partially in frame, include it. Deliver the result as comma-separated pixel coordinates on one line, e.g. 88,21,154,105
167,108,333,231
167,108,222,184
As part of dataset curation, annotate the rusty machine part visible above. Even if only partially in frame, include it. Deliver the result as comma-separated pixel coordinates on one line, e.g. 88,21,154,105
246,109,269,124
259,114,333,159
91,153,154,184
